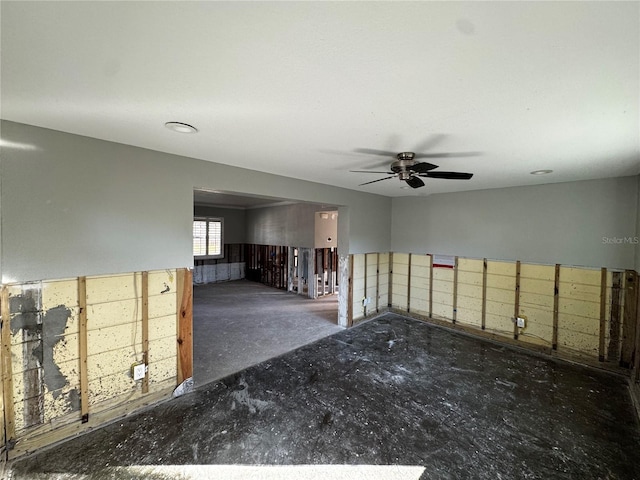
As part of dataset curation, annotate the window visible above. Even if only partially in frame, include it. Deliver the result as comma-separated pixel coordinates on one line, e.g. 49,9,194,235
193,217,223,258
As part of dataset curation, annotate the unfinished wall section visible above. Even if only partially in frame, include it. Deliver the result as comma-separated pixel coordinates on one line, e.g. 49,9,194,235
348,253,389,325
346,252,636,372
1,269,187,460
193,244,246,285
382,253,634,369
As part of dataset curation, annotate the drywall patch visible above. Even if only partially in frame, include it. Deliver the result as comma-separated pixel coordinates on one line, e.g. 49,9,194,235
10,288,45,427
10,291,42,338
38,305,73,396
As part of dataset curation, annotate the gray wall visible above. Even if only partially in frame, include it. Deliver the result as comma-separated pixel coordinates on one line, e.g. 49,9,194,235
392,177,638,270
636,175,640,272
1,121,391,283
245,203,319,248
193,205,246,244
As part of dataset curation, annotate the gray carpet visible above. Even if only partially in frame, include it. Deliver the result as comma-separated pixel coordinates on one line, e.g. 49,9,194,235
193,280,342,386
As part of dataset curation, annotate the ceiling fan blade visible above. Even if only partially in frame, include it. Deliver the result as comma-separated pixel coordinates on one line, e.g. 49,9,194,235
359,176,395,186
421,171,474,180
409,162,438,173
354,148,399,157
405,176,425,189
414,151,482,159
413,133,447,153
350,170,394,174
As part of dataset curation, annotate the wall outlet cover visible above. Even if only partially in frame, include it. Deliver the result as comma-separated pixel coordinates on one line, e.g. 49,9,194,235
132,363,146,381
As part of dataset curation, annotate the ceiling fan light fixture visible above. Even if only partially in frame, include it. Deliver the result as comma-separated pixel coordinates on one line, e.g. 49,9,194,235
165,122,198,134
530,169,553,175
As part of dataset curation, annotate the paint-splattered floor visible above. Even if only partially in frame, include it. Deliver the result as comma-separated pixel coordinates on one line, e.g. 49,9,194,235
10,314,640,479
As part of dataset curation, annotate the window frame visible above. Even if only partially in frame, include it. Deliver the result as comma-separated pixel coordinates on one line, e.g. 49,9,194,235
193,216,224,259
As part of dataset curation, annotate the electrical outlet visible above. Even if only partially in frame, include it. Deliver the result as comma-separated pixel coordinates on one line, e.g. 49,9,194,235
132,363,146,381
516,317,526,328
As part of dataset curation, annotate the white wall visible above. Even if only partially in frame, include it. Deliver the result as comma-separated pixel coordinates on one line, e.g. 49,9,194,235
1,121,391,283
392,177,638,270
315,211,338,249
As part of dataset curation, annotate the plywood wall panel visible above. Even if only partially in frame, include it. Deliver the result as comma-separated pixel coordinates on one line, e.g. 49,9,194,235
41,279,78,312
85,274,142,305
560,267,602,286
409,299,430,315
86,299,141,331
148,357,177,385
456,259,484,327
86,348,137,381
148,293,177,320
392,294,408,310
148,315,177,342
88,372,137,405
147,270,176,295
558,330,599,356
351,254,366,320
148,336,177,363
411,265,431,279
86,323,142,357
456,307,483,327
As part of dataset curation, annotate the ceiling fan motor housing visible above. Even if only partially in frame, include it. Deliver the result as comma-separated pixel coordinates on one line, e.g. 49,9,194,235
391,152,417,178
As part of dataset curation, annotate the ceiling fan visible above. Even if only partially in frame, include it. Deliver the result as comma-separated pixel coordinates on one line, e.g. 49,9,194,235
351,148,477,189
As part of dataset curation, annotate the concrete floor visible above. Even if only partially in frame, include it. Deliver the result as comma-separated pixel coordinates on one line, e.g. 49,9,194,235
193,280,343,386
10,313,640,479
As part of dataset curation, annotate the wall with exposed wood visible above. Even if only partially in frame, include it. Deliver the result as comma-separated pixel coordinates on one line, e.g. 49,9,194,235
193,244,246,285
0,268,189,460
348,252,638,371
349,253,389,323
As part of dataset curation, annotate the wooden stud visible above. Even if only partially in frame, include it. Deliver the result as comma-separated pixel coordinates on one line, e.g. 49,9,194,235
1,286,15,447
0,298,4,458
77,277,89,423
621,270,638,368
363,253,368,317
608,272,623,362
388,252,393,308
514,260,521,340
481,258,487,330
347,255,354,327
141,271,150,394
176,269,193,383
407,253,412,313
552,264,560,350
376,253,380,313
452,256,459,324
598,267,607,362
429,254,434,318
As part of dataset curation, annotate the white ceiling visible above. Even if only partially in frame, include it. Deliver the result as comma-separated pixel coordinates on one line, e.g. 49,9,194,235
1,1,638,197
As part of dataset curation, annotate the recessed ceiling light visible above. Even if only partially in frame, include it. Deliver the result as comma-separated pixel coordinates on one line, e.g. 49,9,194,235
165,122,198,134
530,169,553,175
